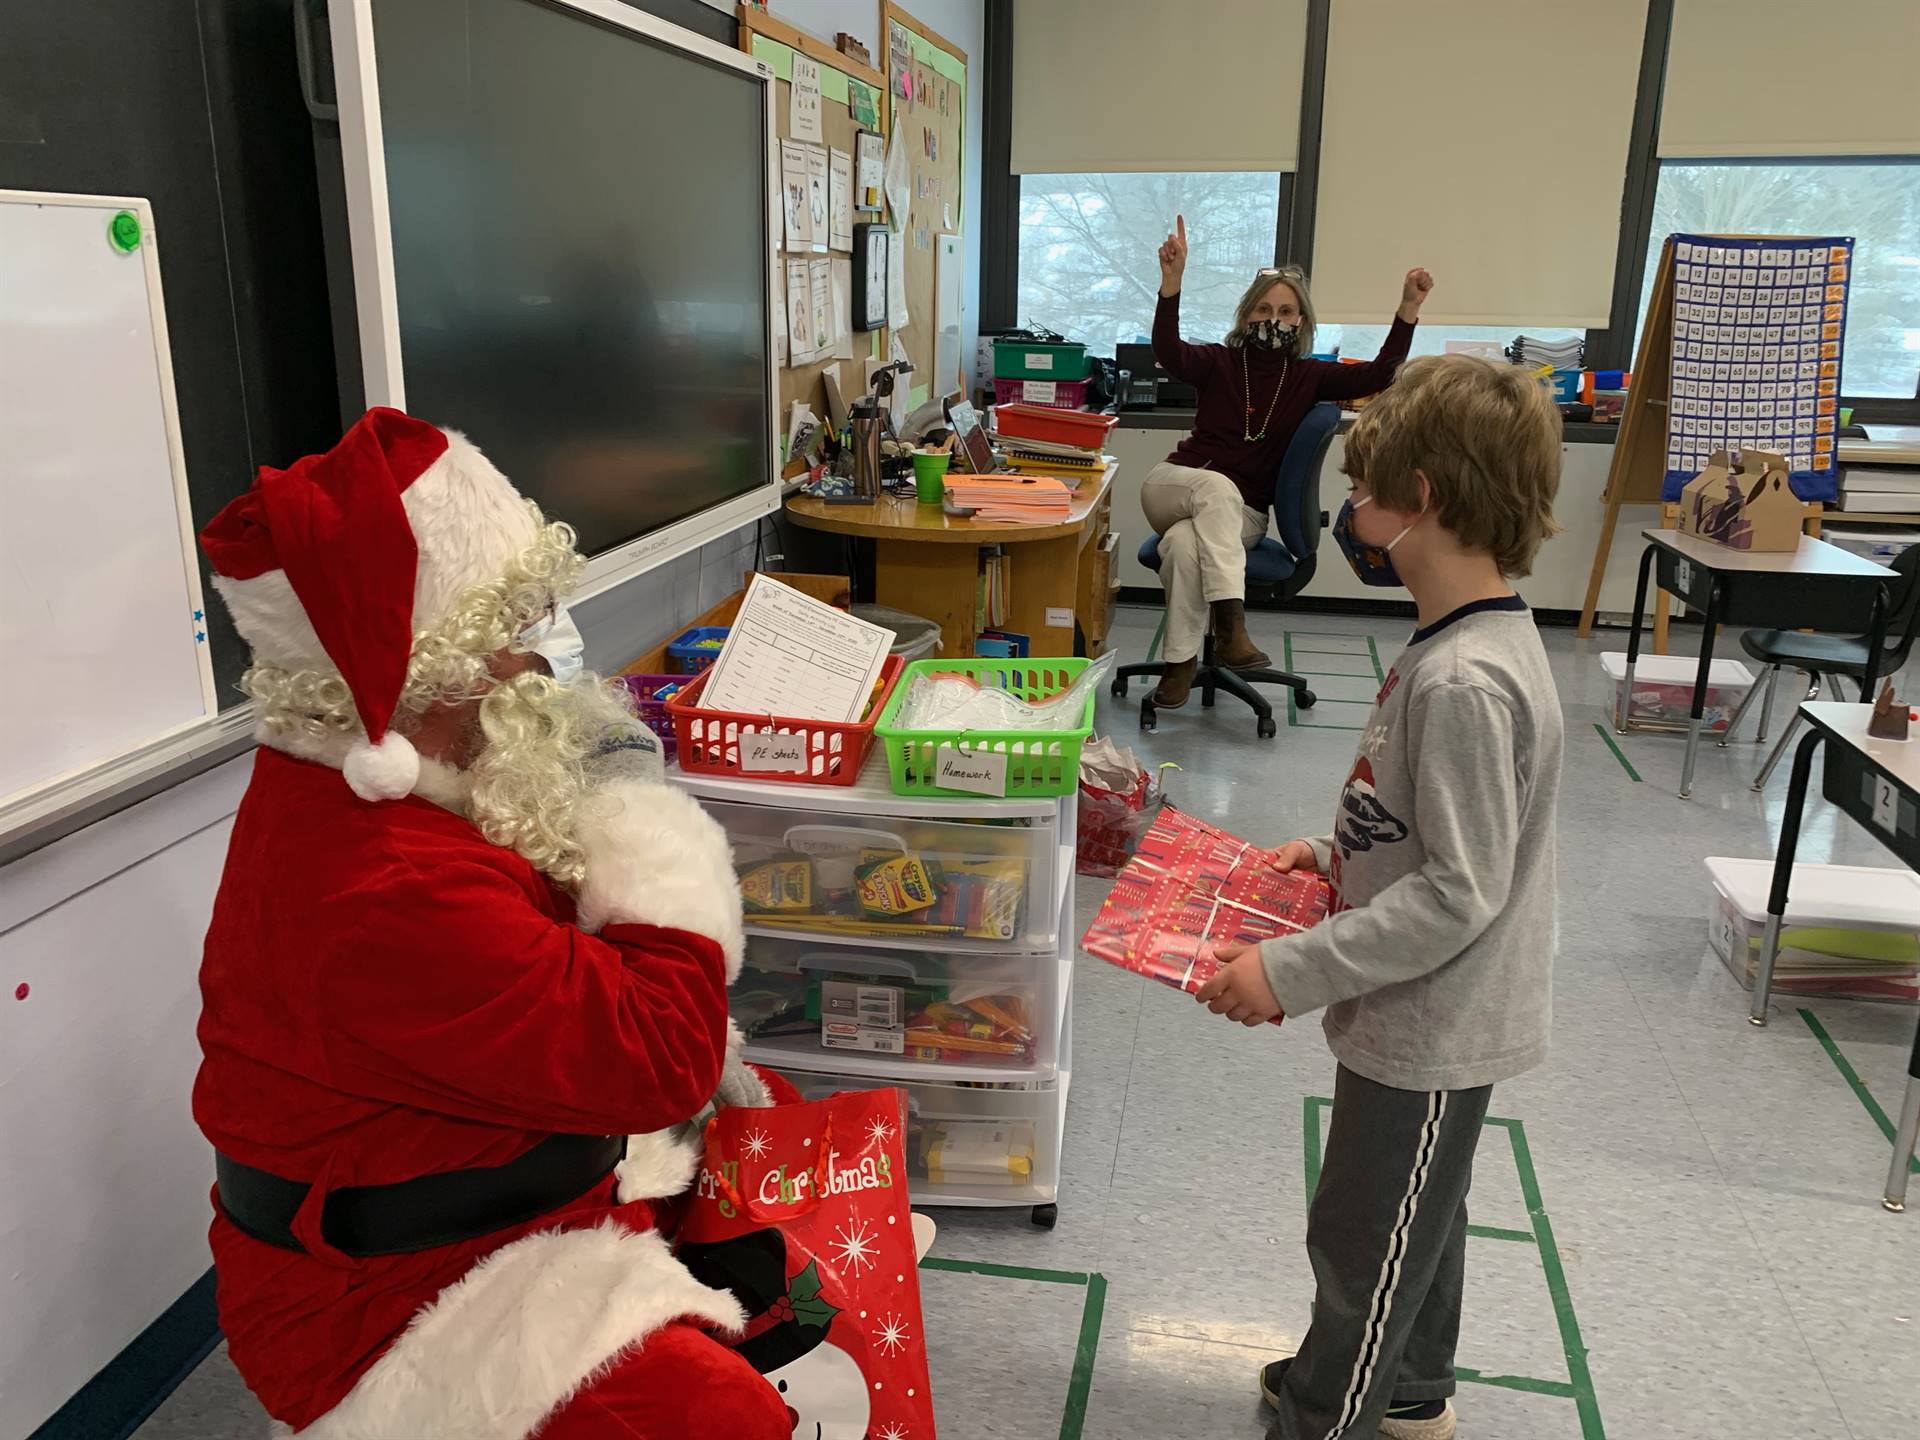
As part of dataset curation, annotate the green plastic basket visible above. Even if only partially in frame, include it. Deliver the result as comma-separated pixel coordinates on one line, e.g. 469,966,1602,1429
874,658,1095,798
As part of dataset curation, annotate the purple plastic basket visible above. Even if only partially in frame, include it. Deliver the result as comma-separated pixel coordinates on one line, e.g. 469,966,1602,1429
618,673,682,760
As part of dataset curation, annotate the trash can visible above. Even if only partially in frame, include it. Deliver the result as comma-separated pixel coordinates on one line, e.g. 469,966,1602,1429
853,604,942,662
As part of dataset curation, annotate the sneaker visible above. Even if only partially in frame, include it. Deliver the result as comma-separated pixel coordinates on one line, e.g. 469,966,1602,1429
1257,1357,1293,1410
1377,1399,1456,1439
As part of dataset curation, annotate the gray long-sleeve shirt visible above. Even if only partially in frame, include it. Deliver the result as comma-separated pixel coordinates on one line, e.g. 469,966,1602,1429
1259,598,1562,1091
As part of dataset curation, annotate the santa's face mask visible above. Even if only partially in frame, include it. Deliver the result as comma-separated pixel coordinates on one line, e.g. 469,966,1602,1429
515,604,586,685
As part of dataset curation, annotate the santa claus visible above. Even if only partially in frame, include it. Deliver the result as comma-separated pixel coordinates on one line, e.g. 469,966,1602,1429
193,408,794,1438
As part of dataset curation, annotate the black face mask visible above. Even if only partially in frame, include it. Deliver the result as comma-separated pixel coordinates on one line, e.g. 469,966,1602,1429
1245,318,1299,356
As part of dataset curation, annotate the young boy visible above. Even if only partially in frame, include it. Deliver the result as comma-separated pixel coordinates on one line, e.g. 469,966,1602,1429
1196,355,1565,1440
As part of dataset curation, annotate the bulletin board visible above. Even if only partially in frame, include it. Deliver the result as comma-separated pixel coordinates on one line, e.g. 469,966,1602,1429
738,7,891,447
881,3,968,413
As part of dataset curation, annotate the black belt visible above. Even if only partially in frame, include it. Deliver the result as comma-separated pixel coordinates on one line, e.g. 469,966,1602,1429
215,1133,627,1258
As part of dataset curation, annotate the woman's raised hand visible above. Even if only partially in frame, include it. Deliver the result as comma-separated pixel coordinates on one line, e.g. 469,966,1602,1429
1158,214,1188,296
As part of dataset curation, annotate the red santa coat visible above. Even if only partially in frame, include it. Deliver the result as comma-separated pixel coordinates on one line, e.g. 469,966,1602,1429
195,745,759,1435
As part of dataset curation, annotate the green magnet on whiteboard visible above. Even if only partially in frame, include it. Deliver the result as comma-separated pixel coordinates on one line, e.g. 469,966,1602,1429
109,211,142,252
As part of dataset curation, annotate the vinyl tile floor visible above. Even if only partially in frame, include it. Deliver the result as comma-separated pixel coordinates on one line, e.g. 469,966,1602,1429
136,603,1920,1440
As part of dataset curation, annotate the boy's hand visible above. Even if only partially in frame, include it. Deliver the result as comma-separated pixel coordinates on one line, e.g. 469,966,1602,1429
1267,839,1319,873
1196,944,1285,1027
1398,267,1434,322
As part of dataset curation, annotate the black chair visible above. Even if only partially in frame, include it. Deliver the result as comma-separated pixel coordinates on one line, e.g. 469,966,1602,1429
1727,544,1920,789
1112,402,1340,739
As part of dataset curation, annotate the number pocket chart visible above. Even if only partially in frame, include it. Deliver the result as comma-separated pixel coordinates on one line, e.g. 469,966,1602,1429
1663,234,1854,502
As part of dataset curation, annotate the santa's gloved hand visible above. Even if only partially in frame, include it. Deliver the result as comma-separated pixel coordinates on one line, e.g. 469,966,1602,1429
581,725,665,788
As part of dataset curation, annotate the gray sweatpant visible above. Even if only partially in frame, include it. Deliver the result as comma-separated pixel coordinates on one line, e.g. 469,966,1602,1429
1273,1065,1493,1440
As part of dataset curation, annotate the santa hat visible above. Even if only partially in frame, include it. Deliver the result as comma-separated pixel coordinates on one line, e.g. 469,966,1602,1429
201,408,542,802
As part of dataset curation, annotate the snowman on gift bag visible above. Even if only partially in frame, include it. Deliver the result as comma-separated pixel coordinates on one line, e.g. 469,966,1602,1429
680,1217,937,1439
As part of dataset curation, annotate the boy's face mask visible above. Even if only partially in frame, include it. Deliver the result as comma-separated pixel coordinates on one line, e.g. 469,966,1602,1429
1245,318,1299,356
1332,495,1423,588
517,605,587,685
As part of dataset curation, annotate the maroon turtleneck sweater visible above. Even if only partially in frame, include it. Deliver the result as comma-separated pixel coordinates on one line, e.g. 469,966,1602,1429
1152,291,1416,509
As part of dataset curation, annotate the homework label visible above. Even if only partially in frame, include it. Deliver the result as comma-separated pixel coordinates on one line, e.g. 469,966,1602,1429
936,748,1008,797
1026,352,1054,371
741,731,810,775
1045,607,1073,630
1023,380,1056,405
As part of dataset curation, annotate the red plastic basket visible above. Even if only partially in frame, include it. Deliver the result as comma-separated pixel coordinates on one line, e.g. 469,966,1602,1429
617,673,682,760
664,655,904,786
993,401,1118,451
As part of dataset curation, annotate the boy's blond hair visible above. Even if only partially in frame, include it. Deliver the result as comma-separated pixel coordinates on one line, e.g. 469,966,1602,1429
1342,355,1562,577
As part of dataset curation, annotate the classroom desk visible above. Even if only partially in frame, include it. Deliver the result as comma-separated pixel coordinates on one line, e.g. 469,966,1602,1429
1749,701,1920,1212
1617,529,1894,797
785,465,1118,658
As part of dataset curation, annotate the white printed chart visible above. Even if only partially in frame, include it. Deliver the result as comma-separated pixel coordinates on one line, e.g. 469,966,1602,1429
1662,234,1853,501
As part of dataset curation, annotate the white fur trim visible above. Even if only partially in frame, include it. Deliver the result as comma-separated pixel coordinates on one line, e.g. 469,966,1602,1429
574,781,744,982
213,569,331,672
292,1223,745,1440
342,732,420,802
614,1128,704,1204
403,429,542,629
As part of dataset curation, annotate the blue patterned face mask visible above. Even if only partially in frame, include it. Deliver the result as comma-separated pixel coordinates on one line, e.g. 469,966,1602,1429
1332,496,1422,588
518,605,586,685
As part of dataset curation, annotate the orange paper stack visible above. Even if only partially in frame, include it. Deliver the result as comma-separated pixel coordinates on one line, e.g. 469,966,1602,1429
946,475,1073,524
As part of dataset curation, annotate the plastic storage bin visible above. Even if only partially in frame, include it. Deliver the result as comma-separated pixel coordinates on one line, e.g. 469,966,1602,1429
616,673,682,760
991,402,1118,453
875,658,1096,799
992,377,1092,410
992,340,1088,382
666,626,730,673
664,655,902,786
1600,652,1753,732
853,604,942,663
704,799,1062,951
730,934,1063,1081
1705,856,1920,1002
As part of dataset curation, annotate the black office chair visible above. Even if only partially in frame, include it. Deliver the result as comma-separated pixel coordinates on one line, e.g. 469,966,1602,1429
1112,402,1340,738
1727,544,1920,789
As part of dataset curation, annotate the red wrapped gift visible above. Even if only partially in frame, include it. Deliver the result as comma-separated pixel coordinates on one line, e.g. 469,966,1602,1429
678,1089,935,1440
1081,806,1331,1023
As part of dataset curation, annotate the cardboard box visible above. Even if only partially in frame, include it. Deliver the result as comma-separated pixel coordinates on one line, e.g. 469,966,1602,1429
1679,449,1802,551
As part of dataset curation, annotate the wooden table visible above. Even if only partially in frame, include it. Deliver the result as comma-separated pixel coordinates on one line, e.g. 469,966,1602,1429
1617,529,1895,797
1749,700,1920,1212
785,466,1118,658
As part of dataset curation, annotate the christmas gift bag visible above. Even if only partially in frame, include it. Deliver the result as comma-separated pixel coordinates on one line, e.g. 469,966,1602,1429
678,1088,935,1440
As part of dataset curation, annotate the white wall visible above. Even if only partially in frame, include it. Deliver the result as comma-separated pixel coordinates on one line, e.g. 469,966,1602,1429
768,0,989,386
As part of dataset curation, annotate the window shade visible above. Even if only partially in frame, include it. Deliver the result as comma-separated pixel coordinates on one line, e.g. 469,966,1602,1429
1660,0,1920,157
1311,0,1647,328
1011,0,1307,174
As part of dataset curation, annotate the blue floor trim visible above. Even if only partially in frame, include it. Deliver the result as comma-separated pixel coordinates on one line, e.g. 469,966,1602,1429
28,1268,221,1440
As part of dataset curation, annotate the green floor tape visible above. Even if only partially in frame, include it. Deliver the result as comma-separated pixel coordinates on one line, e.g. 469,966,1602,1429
1800,1008,1920,1174
1593,723,1642,782
920,1256,1107,1440
1304,1097,1607,1438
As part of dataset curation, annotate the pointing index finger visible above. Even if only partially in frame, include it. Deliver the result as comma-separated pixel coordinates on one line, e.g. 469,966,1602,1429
1175,214,1186,243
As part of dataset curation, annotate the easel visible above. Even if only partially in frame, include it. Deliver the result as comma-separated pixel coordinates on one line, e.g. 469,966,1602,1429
1578,236,1827,650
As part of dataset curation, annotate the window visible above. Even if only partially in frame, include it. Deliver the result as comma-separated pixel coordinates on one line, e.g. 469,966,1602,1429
1635,160,1920,399
1314,323,1587,364
1015,172,1282,354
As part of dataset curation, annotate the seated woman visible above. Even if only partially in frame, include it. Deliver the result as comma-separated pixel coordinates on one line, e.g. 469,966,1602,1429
1143,215,1432,707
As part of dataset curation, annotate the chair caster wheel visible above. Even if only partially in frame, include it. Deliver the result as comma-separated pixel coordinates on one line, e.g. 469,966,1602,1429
1030,1204,1058,1230
1257,716,1277,739
1298,689,1317,709
1110,677,1128,700
1139,701,1158,733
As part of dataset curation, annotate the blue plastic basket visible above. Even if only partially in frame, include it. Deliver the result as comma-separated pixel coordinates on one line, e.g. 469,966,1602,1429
666,626,730,674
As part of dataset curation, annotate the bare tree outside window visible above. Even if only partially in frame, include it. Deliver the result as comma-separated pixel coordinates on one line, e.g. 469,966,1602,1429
1637,160,1920,399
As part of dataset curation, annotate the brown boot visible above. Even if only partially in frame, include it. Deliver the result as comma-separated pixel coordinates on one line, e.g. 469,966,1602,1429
1212,598,1270,671
1151,657,1197,708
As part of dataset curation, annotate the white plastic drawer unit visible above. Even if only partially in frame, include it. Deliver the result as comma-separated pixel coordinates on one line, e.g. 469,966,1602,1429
777,1068,1068,1209
732,934,1068,1084
699,798,1065,954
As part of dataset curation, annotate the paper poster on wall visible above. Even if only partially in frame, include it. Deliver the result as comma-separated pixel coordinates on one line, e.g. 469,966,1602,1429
883,122,911,227
828,148,855,251
780,140,813,249
855,130,885,212
850,79,879,129
804,145,830,254
786,257,815,362
772,260,787,365
887,223,910,330
830,257,855,360
790,53,823,144
808,258,833,369
889,22,910,98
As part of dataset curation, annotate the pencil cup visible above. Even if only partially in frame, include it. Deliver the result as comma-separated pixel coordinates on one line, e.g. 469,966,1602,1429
912,449,951,504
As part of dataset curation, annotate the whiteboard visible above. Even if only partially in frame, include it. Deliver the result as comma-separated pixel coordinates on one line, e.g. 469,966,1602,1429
0,192,217,813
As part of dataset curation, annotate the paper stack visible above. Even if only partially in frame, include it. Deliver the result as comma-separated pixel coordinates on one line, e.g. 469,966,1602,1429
1510,334,1584,369
1835,447,1920,514
945,475,1073,524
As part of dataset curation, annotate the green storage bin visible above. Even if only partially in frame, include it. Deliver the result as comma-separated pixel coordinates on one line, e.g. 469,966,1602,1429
993,340,1090,383
875,658,1095,798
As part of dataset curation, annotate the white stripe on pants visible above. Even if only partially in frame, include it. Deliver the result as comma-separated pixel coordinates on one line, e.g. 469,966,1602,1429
1140,460,1269,664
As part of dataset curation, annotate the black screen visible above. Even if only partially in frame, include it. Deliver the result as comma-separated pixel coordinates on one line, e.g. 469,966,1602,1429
372,0,771,556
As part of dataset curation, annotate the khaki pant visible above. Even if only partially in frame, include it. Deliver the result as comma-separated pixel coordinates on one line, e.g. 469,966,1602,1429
1140,460,1269,663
